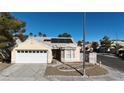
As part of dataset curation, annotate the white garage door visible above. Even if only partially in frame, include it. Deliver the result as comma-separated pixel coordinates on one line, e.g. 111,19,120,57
16,50,48,63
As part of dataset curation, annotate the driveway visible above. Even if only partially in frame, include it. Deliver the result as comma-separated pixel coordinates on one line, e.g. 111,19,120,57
0,63,47,81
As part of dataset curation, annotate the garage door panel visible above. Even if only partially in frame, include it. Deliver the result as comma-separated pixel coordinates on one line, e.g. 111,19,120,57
16,50,48,63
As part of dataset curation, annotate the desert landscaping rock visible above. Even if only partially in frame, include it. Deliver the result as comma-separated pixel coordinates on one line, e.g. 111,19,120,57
45,63,108,76
86,65,108,76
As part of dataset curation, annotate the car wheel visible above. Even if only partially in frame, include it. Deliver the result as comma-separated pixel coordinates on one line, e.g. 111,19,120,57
119,53,123,57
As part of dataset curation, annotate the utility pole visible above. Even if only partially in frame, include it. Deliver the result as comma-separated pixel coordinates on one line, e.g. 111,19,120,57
83,12,86,76
116,32,118,46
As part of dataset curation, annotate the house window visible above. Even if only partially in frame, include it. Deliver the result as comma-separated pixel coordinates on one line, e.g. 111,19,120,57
40,51,43,53
43,51,47,53
66,50,71,59
33,51,35,53
25,51,28,53
72,50,75,58
21,50,24,53
17,50,20,53
29,51,32,53
61,50,64,58
37,51,39,53
65,50,75,59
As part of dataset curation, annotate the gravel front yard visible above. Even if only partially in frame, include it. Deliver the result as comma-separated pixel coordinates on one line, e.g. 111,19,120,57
45,63,108,76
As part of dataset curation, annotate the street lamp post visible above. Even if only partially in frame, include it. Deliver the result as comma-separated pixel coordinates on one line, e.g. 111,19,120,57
83,12,86,76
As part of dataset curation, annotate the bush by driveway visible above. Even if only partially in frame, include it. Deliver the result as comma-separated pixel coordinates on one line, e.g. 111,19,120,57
0,63,11,71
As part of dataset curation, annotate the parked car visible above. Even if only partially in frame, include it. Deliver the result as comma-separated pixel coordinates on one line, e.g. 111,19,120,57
98,46,107,53
116,48,124,57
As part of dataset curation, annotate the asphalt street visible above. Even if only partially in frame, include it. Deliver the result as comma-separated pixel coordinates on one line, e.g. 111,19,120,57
97,54,124,72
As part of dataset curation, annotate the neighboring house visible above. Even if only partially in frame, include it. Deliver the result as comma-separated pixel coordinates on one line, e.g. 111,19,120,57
11,36,81,63
110,40,124,53
111,40,124,47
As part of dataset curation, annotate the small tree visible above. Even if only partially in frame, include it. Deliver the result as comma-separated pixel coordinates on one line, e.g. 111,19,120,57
29,33,33,37
43,34,47,37
34,35,37,37
92,42,99,52
58,32,71,37
100,36,112,49
77,40,83,46
38,32,42,37
0,12,26,48
38,32,47,37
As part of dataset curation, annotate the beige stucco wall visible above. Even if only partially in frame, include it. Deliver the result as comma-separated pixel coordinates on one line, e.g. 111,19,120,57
112,41,124,47
11,37,52,63
61,46,81,62
75,46,81,62
11,37,81,63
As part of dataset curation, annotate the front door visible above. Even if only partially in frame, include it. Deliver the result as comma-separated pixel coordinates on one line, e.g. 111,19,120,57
52,49,61,61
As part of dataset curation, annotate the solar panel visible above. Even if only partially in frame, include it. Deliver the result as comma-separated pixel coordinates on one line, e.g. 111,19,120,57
51,38,73,43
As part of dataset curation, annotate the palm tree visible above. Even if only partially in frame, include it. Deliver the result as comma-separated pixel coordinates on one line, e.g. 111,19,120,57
34,35,37,37
29,33,33,37
58,32,71,37
43,34,46,37
38,32,42,37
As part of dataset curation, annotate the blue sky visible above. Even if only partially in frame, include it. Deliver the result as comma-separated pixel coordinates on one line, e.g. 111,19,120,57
12,12,124,42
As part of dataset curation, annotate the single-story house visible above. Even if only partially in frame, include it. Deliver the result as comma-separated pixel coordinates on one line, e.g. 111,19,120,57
11,36,81,63
111,40,124,47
